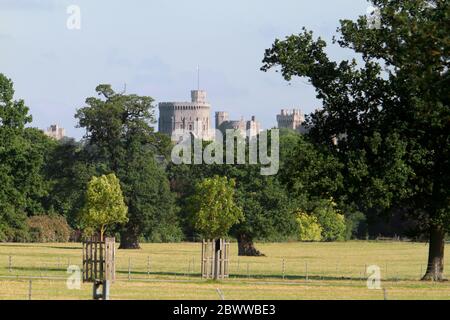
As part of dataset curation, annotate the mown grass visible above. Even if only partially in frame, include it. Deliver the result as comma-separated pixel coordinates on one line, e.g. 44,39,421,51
0,241,449,300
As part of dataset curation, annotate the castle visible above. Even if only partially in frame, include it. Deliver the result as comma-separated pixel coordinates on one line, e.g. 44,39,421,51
158,90,213,141
276,109,308,133
215,112,261,138
44,124,66,140
159,89,261,141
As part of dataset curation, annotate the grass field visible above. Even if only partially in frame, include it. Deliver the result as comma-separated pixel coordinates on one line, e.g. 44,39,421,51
0,241,449,300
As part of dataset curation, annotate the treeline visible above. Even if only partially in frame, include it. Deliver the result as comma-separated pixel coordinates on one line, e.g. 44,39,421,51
0,73,417,253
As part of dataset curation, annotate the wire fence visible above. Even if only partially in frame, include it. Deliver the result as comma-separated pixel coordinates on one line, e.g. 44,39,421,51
0,253,442,282
0,242,449,299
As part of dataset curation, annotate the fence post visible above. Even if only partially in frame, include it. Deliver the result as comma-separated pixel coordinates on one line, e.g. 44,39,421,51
385,262,388,280
147,256,150,278
237,258,240,276
282,259,286,280
28,279,32,300
128,257,131,281
188,259,191,278
247,263,250,279
305,261,308,282
8,256,12,272
383,288,388,300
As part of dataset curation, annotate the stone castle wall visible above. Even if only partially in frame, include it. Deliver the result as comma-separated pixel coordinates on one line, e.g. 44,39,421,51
159,90,212,141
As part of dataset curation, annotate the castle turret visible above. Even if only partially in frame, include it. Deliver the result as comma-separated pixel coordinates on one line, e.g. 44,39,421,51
215,111,229,129
191,90,207,104
277,108,306,133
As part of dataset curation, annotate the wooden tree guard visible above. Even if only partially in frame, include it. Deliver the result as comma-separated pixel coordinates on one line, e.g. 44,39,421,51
201,239,230,280
82,236,116,282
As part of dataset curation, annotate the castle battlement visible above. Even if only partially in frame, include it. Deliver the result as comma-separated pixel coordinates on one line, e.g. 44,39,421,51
276,108,307,133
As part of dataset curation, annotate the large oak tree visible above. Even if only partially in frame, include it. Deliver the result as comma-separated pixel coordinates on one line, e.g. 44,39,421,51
262,0,449,280
76,85,180,248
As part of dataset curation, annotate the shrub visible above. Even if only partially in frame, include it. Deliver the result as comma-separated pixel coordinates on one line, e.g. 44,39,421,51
27,215,72,242
145,223,183,243
313,200,347,241
296,212,322,241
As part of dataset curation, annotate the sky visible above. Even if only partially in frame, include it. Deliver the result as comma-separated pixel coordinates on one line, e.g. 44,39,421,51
0,0,370,139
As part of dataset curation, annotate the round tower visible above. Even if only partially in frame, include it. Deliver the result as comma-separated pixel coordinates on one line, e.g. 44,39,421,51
159,90,212,141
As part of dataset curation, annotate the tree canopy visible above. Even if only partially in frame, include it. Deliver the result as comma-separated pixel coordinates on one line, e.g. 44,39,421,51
262,0,450,280
0,74,55,241
188,176,243,239
80,173,128,240
75,84,180,248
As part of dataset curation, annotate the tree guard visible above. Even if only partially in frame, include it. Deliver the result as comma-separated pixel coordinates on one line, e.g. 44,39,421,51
201,239,230,280
82,236,116,299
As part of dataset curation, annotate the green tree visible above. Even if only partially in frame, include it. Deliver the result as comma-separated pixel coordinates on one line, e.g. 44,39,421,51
188,176,243,239
0,74,54,241
313,200,347,241
262,0,450,280
43,138,97,227
296,211,322,242
76,84,180,248
80,174,128,240
168,133,298,255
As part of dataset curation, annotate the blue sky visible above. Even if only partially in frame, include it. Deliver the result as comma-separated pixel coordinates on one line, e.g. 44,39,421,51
0,0,370,139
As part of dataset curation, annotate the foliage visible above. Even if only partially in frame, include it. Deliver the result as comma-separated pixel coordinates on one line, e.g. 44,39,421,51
262,0,450,278
296,211,322,241
168,134,298,246
188,176,244,239
312,200,347,241
0,74,55,240
43,138,97,227
75,84,180,247
80,173,128,239
27,215,72,242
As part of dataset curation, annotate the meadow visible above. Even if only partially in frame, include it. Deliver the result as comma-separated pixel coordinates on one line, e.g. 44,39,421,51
0,241,449,300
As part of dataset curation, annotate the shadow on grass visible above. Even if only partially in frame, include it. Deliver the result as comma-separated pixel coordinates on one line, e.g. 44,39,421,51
4,267,406,283
115,269,378,282
0,244,81,250
47,246,81,250
3,266,72,274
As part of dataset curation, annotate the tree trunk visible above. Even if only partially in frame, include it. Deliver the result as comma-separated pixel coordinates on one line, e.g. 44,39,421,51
237,234,264,256
119,228,140,249
422,225,446,281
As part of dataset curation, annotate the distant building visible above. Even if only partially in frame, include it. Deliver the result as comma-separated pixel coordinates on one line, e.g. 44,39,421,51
276,109,308,133
215,112,261,138
45,124,66,140
159,90,212,142
246,116,261,138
